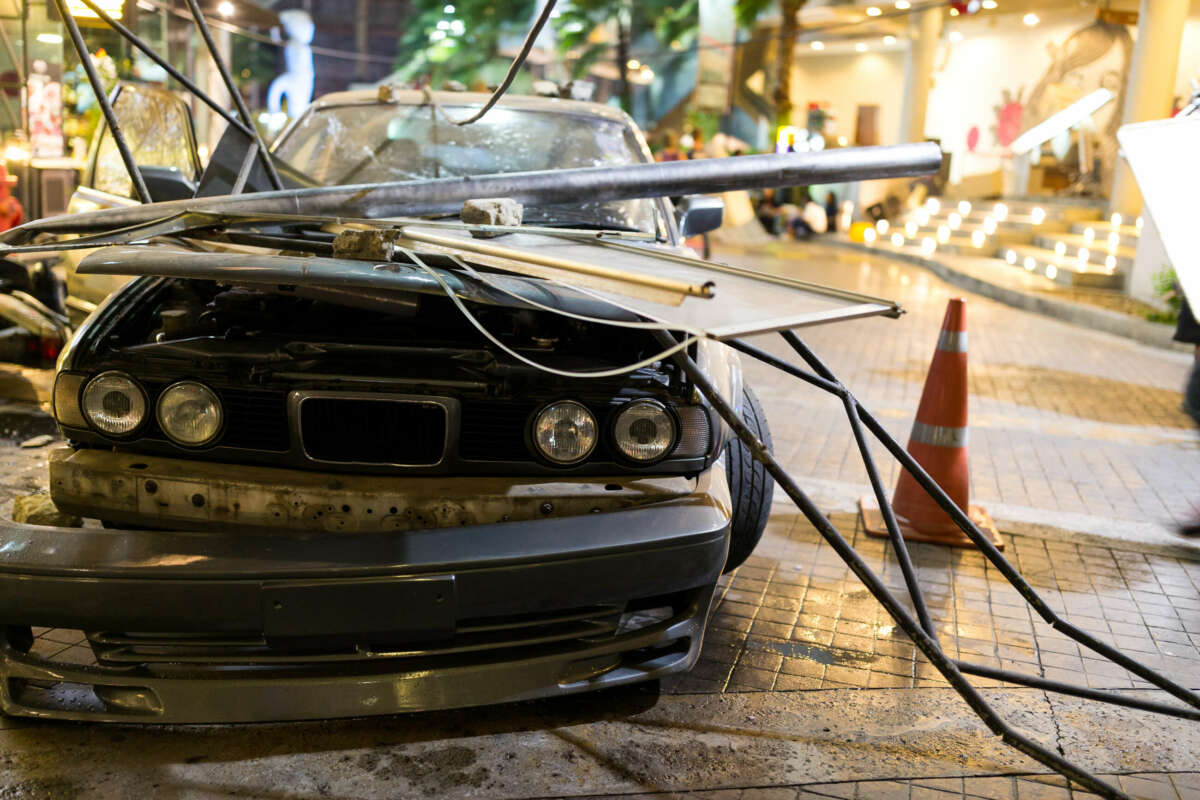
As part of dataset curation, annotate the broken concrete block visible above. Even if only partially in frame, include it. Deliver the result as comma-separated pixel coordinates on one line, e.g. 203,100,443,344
13,493,82,528
461,198,523,237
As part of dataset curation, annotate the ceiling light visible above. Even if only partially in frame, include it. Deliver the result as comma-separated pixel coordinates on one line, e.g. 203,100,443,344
883,35,897,45
855,42,868,52
36,33,63,44
865,6,882,16
811,40,825,50
981,0,997,7
1023,12,1039,26
216,0,234,17
949,7,959,15
948,31,963,43
895,0,910,7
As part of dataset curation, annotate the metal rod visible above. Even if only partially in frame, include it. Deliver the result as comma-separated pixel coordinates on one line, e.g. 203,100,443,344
11,142,944,235
231,140,259,196
955,661,1200,721
77,0,253,138
52,0,152,204
776,330,1200,713
725,339,936,636
841,392,937,638
182,0,284,191
656,331,1129,800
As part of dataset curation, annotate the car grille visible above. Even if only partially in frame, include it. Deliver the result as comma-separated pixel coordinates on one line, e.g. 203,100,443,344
299,396,447,465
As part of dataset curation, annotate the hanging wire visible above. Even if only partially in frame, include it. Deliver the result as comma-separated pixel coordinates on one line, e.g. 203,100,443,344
423,0,559,126
403,248,699,379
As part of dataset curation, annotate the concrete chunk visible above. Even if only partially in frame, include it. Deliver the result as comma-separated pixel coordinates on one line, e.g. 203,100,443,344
461,198,523,237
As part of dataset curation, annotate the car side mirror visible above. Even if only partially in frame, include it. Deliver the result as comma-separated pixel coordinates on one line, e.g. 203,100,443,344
676,196,724,238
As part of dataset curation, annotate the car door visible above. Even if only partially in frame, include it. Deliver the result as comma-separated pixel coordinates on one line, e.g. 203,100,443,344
62,84,201,317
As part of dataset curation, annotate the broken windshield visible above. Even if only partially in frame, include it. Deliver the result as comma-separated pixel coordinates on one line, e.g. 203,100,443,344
272,102,662,235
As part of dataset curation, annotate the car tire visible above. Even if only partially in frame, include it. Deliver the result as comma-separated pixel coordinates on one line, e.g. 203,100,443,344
722,384,774,573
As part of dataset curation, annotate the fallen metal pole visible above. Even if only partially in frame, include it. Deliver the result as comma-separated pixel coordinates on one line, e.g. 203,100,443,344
78,0,255,139
6,142,943,237
658,329,1131,800
52,0,151,204
182,0,284,192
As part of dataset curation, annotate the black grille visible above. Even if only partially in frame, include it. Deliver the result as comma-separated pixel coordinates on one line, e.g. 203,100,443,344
219,389,290,451
458,402,531,461
300,397,446,464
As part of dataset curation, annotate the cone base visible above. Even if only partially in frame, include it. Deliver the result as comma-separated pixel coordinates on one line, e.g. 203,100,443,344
858,496,1004,550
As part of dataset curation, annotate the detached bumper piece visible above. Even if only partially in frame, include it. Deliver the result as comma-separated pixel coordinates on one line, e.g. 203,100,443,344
0,495,728,723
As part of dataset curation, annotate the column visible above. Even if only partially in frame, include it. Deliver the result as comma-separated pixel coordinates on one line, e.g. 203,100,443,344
1109,0,1188,217
899,6,941,143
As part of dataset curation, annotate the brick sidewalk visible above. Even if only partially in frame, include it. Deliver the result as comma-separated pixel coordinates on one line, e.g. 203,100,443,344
722,242,1200,535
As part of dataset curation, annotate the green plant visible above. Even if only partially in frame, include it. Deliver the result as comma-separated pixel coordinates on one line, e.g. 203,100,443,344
1152,265,1180,312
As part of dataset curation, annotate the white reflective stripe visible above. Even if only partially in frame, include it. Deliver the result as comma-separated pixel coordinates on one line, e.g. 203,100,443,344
910,420,968,448
936,330,968,352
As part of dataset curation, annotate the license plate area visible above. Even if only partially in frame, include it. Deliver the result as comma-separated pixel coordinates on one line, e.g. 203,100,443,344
261,575,455,638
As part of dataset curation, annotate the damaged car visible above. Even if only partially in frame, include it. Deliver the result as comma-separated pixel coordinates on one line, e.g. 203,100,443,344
0,89,788,723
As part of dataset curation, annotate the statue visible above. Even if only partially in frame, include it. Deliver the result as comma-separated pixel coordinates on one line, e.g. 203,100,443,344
267,9,315,119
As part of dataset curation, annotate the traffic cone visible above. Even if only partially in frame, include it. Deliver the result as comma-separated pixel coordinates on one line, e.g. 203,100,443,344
859,298,1003,549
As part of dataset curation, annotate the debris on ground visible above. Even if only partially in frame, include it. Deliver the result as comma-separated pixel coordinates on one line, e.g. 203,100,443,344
19,433,55,448
12,492,82,527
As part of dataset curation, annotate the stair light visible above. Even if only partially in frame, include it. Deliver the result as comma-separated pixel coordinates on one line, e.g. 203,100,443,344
1083,227,1095,243
937,225,951,243
1135,216,1144,231
1024,257,1036,271
971,230,986,247
1030,207,1046,225
982,217,997,235
1005,249,1017,264
864,228,877,243
876,219,890,234
1077,247,1089,265
958,201,971,216
1107,232,1120,250
1105,254,1116,271
1046,264,1057,279
926,197,940,214
891,233,904,247
1054,241,1066,257
948,212,962,229
905,221,918,237
921,237,937,254
1111,212,1122,227
993,202,1008,221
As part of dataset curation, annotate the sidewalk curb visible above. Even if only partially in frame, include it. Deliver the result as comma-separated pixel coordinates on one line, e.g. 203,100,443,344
825,238,1184,351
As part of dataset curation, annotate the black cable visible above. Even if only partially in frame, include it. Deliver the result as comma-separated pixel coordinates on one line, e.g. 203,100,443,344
427,0,559,126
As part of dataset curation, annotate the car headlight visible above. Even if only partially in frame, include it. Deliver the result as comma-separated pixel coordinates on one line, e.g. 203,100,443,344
157,381,223,446
532,400,597,465
613,399,676,462
81,371,147,436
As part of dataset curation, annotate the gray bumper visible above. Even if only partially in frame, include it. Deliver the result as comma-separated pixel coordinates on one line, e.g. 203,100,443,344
0,473,729,723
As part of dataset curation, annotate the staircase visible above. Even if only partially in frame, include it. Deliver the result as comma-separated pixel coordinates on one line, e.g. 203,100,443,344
863,197,1139,290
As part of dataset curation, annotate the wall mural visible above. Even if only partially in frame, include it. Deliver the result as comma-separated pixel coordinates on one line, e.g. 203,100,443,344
989,20,1132,192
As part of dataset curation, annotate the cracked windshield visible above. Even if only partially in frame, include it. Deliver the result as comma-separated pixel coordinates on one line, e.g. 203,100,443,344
273,103,661,234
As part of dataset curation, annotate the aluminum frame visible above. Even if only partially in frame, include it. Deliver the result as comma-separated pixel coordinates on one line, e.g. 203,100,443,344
653,328,1200,800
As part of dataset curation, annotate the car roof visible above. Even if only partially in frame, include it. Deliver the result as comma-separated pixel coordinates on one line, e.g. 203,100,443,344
305,88,636,126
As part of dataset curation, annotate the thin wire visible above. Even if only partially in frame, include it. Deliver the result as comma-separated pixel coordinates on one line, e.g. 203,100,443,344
423,0,559,126
403,249,699,379
449,255,706,337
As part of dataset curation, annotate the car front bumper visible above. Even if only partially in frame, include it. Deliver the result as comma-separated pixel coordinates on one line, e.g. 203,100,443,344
0,459,730,723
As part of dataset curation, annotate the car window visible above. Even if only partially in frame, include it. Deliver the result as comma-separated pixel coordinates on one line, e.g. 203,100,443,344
273,102,660,234
92,86,198,199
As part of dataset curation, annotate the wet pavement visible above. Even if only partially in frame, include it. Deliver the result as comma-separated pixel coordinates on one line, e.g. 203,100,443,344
1,242,1199,798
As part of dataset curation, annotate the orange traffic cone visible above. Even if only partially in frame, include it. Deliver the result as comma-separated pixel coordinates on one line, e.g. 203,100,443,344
859,298,1003,549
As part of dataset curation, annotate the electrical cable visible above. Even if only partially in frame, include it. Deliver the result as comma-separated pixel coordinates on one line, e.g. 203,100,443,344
403,248,699,379
423,0,559,126
448,255,706,337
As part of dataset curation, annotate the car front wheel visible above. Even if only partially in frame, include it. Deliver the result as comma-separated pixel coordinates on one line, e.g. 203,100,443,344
722,384,774,572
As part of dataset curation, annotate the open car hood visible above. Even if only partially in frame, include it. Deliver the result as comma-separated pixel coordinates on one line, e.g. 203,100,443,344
79,228,902,340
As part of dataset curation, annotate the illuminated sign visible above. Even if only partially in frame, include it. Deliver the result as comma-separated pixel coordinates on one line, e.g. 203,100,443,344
66,0,124,19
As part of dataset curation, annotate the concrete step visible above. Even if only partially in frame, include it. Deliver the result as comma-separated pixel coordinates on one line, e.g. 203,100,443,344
1004,244,1124,289
1031,233,1135,271
1067,221,1140,246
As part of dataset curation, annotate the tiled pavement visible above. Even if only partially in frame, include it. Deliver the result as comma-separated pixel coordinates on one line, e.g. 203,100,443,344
5,244,1200,798
723,242,1200,537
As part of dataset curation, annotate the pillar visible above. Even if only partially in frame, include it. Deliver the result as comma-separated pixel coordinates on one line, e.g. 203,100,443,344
1109,0,1188,218
899,6,941,143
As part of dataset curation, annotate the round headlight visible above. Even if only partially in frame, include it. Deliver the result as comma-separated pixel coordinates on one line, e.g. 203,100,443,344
81,371,147,436
532,400,597,465
613,399,676,462
157,381,223,446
